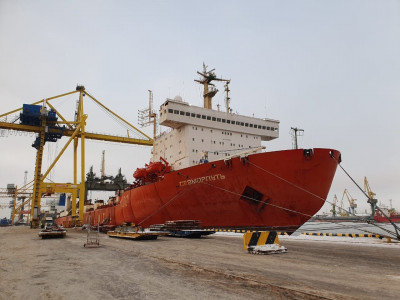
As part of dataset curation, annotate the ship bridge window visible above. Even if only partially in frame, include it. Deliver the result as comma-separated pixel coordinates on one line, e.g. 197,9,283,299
191,113,195,117
202,115,206,119
207,116,211,120
185,112,190,116
174,110,179,114
168,109,173,113
212,117,216,121
180,111,184,115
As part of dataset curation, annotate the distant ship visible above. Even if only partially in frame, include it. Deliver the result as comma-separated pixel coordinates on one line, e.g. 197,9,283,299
57,65,340,233
374,209,400,223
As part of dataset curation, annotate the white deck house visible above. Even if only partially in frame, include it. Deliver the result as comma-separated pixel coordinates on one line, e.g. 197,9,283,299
152,98,280,170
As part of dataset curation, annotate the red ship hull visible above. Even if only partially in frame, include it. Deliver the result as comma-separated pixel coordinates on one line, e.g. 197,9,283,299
57,148,340,233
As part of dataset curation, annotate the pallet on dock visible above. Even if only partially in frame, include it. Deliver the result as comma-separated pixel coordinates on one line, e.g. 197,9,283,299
168,229,215,238
149,220,214,238
38,226,67,239
107,230,166,240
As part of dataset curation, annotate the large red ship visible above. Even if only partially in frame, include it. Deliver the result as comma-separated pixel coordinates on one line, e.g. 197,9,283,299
56,66,340,233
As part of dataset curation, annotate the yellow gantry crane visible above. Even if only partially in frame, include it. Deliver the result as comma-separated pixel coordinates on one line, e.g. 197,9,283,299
342,189,357,215
0,86,153,228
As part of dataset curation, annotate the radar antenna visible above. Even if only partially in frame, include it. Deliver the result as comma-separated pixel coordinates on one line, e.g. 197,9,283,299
194,63,230,109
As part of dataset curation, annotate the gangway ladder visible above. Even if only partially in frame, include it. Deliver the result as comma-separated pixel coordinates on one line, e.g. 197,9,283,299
84,215,100,248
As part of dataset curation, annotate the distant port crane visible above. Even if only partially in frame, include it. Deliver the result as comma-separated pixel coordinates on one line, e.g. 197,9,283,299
330,194,338,217
364,177,377,217
342,189,357,215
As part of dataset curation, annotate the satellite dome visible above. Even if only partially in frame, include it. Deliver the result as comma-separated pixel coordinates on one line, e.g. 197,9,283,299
174,95,183,102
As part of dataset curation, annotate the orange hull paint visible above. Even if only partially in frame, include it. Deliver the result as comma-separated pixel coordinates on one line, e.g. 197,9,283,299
56,148,340,233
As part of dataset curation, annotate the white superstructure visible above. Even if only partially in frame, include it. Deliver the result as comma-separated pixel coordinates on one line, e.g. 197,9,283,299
151,66,280,170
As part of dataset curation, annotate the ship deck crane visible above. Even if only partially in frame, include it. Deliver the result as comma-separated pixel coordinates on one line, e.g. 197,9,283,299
342,189,357,215
0,86,153,228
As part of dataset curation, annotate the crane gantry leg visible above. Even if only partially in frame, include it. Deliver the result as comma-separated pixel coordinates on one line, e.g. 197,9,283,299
30,116,47,228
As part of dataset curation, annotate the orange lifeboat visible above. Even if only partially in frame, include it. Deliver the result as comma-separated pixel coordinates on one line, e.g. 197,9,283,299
146,162,164,173
133,168,146,179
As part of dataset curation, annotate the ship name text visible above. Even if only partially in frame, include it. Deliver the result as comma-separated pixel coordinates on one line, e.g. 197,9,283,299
179,174,226,187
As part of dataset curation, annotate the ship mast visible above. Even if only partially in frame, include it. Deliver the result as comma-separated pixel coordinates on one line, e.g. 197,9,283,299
194,63,230,110
224,81,231,113
290,127,304,149
138,90,157,140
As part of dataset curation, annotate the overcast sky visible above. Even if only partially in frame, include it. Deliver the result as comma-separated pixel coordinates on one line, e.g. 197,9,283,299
0,0,399,219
